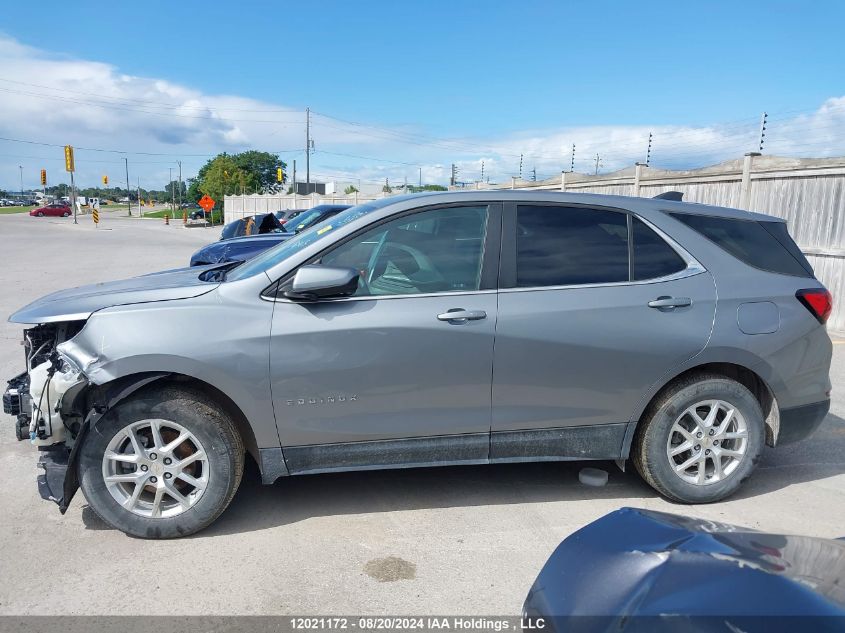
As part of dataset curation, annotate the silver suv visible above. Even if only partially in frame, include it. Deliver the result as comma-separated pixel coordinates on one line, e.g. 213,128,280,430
4,191,833,538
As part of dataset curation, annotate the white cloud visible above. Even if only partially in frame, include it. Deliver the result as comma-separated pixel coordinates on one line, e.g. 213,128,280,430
0,33,843,192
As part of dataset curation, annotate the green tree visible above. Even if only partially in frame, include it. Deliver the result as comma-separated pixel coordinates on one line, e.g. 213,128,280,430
344,185,359,194
192,151,287,207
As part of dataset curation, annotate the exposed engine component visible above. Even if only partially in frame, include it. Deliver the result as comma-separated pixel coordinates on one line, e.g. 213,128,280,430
3,372,31,440
14,323,87,446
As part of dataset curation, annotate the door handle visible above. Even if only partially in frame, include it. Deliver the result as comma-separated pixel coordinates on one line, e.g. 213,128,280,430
648,296,692,309
437,309,487,322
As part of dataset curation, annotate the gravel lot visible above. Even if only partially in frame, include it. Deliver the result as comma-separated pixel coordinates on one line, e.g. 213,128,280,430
1,210,843,615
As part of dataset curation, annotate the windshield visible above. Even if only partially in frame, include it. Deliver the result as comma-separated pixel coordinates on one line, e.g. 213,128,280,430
225,200,391,282
289,208,325,233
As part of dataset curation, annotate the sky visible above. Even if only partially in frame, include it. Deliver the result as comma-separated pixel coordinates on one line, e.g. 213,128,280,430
1,0,844,192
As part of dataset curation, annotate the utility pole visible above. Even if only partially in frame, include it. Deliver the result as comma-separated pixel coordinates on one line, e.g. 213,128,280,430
177,160,182,210
124,157,131,216
570,144,576,172
305,107,311,191
419,167,422,187
758,112,768,153
594,153,602,175
646,132,653,167
481,161,484,183
531,167,536,182
19,165,22,198
137,177,141,218
519,154,523,179
292,159,296,194
169,167,174,214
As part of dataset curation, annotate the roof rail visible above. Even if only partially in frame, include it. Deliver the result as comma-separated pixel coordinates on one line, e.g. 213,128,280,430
653,191,683,201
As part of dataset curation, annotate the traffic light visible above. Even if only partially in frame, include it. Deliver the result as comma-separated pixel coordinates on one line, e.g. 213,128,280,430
40,169,46,186
64,145,75,172
276,167,284,182
102,175,108,186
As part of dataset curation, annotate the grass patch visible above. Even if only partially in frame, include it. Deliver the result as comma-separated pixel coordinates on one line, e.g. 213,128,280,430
0,205,35,214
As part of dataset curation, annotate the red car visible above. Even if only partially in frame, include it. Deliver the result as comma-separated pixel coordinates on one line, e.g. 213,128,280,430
30,203,72,217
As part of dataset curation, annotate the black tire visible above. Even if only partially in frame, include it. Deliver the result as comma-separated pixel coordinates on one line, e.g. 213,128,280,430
63,211,70,217
632,374,765,503
78,384,244,538
36,211,44,217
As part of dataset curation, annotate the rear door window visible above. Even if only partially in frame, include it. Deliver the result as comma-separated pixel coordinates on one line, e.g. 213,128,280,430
516,205,629,287
670,213,811,277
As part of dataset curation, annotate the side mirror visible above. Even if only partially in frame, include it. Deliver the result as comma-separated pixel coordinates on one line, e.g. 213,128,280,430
284,264,359,301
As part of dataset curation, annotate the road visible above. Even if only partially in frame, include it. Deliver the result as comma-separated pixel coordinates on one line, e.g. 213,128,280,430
0,210,843,615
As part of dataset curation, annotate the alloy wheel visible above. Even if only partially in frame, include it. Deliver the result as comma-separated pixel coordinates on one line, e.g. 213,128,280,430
102,419,209,518
666,399,749,486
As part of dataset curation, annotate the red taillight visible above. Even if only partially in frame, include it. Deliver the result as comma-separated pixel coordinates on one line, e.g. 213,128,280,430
796,288,833,324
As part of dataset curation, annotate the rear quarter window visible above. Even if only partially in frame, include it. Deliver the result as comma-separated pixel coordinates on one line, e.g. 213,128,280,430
670,213,812,278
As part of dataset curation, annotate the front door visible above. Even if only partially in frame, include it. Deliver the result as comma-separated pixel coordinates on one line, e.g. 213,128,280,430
269,203,501,473
491,202,716,461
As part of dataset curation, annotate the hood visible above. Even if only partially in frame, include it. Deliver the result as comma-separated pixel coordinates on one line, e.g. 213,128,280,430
9,266,220,324
524,507,845,624
190,233,293,266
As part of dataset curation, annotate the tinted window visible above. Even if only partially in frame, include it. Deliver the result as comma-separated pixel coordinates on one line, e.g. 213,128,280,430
516,205,629,287
320,205,488,296
632,218,686,280
671,213,811,277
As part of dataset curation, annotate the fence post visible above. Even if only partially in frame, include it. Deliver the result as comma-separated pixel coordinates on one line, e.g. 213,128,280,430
633,162,645,197
740,152,760,209
560,171,567,192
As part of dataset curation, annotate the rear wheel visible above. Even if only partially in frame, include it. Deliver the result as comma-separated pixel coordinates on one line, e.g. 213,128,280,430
63,211,70,217
633,374,764,503
78,385,244,538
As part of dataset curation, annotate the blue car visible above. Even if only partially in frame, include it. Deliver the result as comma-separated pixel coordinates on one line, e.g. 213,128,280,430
189,205,351,266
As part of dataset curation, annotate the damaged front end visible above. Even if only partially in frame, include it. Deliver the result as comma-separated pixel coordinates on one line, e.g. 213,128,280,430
4,322,89,509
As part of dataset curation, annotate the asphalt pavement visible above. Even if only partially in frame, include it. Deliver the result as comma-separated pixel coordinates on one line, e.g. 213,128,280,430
0,209,843,615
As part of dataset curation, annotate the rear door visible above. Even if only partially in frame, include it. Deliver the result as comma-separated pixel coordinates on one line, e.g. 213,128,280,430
490,202,716,461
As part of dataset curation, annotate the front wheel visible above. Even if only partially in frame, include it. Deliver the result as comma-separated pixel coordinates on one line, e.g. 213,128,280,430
78,384,244,538
36,211,44,217
632,374,764,503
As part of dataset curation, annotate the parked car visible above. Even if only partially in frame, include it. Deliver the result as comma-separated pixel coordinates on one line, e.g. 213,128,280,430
190,206,351,266
523,507,845,630
4,191,832,538
29,203,71,217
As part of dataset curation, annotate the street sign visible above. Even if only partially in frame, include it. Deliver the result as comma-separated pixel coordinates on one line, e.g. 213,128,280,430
198,195,215,211
64,146,75,172
92,198,100,226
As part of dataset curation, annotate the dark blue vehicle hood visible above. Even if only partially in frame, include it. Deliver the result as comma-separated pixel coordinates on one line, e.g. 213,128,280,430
189,233,294,266
524,507,845,632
